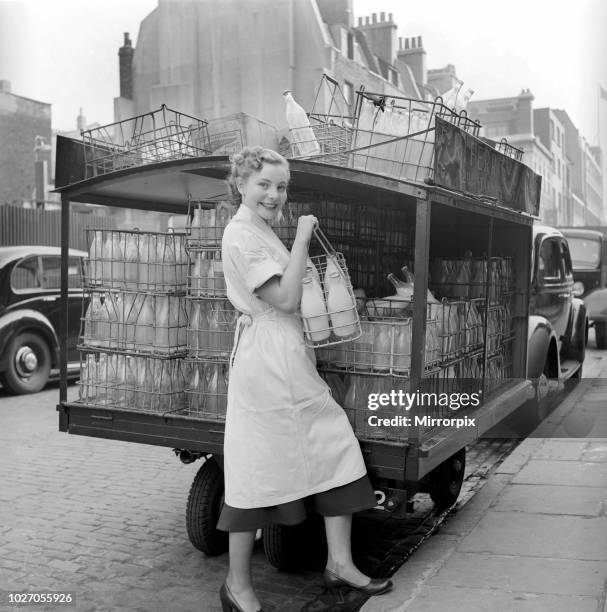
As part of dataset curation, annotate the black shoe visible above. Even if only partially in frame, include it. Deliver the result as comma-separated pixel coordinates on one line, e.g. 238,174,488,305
323,568,393,596
219,583,263,612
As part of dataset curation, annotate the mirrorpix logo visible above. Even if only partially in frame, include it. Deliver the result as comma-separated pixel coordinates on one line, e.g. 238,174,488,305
366,389,480,429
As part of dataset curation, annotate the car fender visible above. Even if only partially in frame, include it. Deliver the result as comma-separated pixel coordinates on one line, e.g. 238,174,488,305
527,315,559,379
583,287,607,322
0,309,59,371
565,298,587,361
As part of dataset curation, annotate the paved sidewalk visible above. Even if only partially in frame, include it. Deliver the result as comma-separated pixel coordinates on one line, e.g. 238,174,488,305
362,374,607,611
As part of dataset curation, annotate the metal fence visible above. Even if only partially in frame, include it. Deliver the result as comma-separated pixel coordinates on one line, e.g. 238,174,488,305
0,205,114,251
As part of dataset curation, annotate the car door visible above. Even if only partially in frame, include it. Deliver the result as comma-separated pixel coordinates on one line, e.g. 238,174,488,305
39,255,85,362
533,236,572,350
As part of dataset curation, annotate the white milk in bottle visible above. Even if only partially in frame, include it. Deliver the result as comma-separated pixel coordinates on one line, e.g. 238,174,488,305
326,272,357,337
300,277,330,342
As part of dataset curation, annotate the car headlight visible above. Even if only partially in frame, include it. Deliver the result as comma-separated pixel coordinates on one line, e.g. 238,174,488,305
572,281,584,297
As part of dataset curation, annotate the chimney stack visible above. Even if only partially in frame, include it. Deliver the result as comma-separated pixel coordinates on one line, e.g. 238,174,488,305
118,32,134,100
357,12,398,64
0,80,11,93
396,36,427,90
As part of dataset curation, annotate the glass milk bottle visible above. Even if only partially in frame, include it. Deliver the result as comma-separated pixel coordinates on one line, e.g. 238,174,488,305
188,363,202,413
174,297,187,351
96,295,111,348
188,301,201,356
135,357,151,410
154,296,171,353
88,230,104,285
372,323,391,372
135,294,155,352
393,321,411,375
124,356,138,407
326,271,357,337
300,277,330,342
101,233,113,286
123,233,139,290
174,236,187,287
204,364,219,417
323,255,341,289
160,234,177,288
83,294,102,346
191,207,203,241
138,235,151,290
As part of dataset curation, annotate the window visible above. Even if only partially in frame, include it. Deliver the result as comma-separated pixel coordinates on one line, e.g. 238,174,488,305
347,32,354,60
40,256,83,289
567,237,601,268
557,160,561,178
538,238,563,282
11,256,41,291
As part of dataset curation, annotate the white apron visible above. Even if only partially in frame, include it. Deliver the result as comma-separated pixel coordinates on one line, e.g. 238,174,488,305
221,206,367,508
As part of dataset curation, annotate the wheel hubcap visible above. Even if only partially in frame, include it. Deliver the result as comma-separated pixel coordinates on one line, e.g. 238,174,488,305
15,346,38,377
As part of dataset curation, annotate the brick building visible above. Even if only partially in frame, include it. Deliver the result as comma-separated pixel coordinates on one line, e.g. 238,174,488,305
0,80,52,207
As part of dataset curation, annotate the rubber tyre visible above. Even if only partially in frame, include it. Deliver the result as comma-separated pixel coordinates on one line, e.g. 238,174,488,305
263,515,326,571
186,457,228,556
2,332,51,395
428,448,466,512
596,322,607,350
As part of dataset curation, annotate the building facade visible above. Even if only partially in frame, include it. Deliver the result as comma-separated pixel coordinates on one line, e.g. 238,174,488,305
114,0,430,141
0,80,52,207
468,91,604,226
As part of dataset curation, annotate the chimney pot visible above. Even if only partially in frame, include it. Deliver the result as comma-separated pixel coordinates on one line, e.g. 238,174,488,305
399,36,402,50
412,37,416,49
380,11,385,21
372,12,377,23
405,38,409,49
388,12,393,21
365,15,369,24
123,32,131,46
358,16,362,25
417,35,422,47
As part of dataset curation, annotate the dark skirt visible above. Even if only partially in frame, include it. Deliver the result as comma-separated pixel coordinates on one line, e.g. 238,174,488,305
217,475,377,532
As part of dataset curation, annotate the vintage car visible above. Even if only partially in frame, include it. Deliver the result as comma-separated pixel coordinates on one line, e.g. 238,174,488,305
0,246,86,394
558,227,607,349
527,226,587,409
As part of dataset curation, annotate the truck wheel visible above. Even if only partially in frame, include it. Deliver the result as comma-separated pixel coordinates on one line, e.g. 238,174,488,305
263,515,326,571
428,448,466,512
2,332,51,395
186,457,228,555
596,322,607,350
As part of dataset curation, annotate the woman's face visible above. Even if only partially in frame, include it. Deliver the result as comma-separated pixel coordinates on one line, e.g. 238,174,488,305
238,162,289,223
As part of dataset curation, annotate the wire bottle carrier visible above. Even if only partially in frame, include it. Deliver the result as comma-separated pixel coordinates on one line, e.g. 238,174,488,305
301,227,361,348
81,104,212,178
287,75,524,186
77,228,189,413
183,199,237,420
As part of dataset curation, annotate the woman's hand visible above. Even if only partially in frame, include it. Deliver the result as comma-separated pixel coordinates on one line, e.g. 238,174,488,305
295,215,318,244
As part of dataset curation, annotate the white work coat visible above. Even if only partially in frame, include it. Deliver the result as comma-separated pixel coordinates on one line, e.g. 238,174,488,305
220,205,367,508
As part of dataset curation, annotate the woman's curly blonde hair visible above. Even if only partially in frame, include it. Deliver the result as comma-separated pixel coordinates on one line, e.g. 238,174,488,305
226,146,290,206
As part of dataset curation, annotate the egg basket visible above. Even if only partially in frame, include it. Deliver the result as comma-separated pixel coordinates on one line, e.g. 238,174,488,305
301,227,361,348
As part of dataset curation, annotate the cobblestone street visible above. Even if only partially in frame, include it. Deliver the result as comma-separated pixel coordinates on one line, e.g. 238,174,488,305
1,332,605,612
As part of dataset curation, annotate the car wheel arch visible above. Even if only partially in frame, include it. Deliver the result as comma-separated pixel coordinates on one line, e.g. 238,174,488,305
0,313,59,371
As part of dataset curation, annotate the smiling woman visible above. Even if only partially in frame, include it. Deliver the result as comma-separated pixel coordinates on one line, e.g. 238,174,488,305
215,146,391,611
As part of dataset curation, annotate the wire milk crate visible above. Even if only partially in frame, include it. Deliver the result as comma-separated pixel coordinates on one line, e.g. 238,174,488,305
81,104,212,178
301,227,361,348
